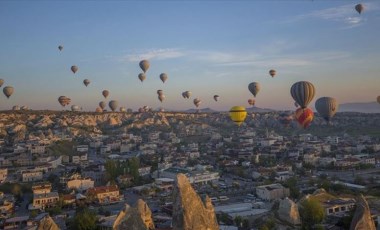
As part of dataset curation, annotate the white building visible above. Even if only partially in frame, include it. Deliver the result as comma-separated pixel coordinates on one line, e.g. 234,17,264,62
22,170,43,182
256,184,290,201
67,177,95,191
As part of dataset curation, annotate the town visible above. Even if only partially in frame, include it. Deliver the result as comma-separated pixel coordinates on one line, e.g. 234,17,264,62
0,110,379,229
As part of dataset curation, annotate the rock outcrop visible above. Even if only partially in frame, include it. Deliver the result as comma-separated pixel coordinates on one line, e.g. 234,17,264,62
114,199,155,230
278,197,301,225
172,173,219,230
37,215,60,230
350,194,376,230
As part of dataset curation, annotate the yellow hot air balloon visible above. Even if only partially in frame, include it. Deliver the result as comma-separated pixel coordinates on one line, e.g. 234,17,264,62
229,106,247,126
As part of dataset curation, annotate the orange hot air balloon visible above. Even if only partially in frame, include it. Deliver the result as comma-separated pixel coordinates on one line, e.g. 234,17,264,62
295,108,314,129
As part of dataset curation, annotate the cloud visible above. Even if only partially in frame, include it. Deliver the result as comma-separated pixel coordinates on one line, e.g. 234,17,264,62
119,48,185,62
286,2,378,28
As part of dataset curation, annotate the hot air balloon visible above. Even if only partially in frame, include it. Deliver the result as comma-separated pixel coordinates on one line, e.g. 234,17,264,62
355,4,364,14
315,97,338,122
290,81,315,109
99,101,106,110
193,98,201,108
109,100,118,112
158,94,165,102
278,112,293,127
214,95,219,102
58,45,63,51
157,90,163,95
295,108,314,129
182,92,186,98
185,91,192,99
102,90,109,99
160,73,168,83
269,69,276,78
71,65,78,74
21,106,28,111
83,79,90,87
58,96,71,107
138,73,146,82
229,106,247,126
248,82,260,97
12,105,20,111
95,107,103,113
120,107,126,112
377,96,380,104
71,105,80,112
3,86,14,99
248,99,255,106
0,79,4,87
127,108,133,113
139,60,150,73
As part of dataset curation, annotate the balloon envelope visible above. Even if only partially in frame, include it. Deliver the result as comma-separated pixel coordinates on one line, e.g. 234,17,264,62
185,91,191,99
160,73,168,83
0,79,4,87
71,105,80,112
295,108,314,129
248,99,255,106
229,106,247,126
290,81,315,109
355,4,364,14
99,101,106,109
71,65,78,74
120,107,126,112
95,107,103,113
109,100,118,112
12,105,20,111
139,60,150,73
157,90,163,95
193,98,201,107
102,90,109,98
214,95,219,102
269,69,276,78
158,94,165,102
315,97,338,122
58,45,63,51
248,82,260,97
3,86,14,99
83,79,90,87
138,73,146,82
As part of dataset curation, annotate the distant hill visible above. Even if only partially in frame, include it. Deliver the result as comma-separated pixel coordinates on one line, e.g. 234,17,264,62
339,102,380,113
246,106,276,113
184,108,217,113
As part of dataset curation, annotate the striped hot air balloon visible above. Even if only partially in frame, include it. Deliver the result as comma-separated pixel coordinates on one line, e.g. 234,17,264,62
315,97,338,122
290,81,315,109
229,106,247,126
295,108,314,129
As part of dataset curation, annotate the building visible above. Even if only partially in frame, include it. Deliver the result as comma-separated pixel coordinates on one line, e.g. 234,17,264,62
32,183,52,194
159,167,219,184
22,170,43,182
322,198,356,216
256,184,290,201
86,185,120,205
32,192,59,210
67,177,95,191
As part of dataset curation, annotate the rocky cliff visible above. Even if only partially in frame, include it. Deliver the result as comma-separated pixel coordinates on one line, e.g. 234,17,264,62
172,173,219,230
37,215,60,230
114,199,155,230
350,194,376,230
278,197,301,225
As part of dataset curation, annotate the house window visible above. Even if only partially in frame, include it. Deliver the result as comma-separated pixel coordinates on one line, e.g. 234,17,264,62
334,207,339,212
341,206,346,211
329,209,333,214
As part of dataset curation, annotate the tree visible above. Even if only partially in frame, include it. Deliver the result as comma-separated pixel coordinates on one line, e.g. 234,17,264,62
284,177,301,199
300,197,325,230
69,209,97,230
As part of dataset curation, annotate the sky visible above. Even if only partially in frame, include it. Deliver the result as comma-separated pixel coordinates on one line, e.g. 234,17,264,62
0,0,379,111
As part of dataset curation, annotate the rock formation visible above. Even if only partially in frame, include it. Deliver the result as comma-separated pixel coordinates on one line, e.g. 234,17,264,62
350,194,376,230
37,215,60,230
172,173,219,230
114,199,155,230
278,197,301,225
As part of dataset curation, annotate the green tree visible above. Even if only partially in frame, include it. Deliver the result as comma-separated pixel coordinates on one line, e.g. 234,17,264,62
128,157,140,182
283,177,300,199
70,209,97,230
104,160,119,182
300,197,325,230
